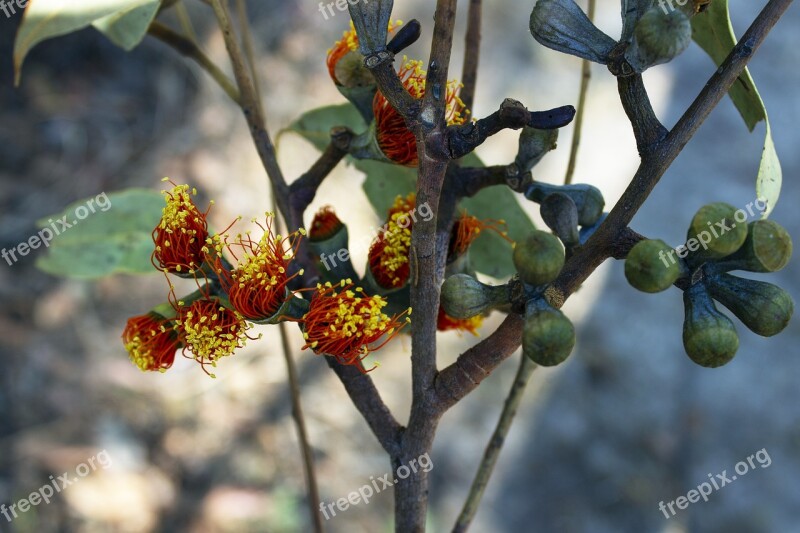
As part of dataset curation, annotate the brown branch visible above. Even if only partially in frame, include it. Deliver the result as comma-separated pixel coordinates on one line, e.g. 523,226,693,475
209,0,291,223
325,358,403,456
460,0,483,113
278,321,324,533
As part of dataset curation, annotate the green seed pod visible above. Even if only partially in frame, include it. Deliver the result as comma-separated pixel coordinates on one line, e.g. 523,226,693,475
624,239,681,293
687,202,748,260
525,183,605,227
682,283,739,368
522,298,576,367
717,219,793,273
706,273,794,337
625,8,692,73
512,231,565,286
440,274,509,319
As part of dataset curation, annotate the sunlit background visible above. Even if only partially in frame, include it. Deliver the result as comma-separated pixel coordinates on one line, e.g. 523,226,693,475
1,1,798,531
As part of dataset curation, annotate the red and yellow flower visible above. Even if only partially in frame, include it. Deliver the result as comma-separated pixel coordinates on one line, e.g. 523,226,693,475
216,216,305,321
152,182,212,275
373,58,468,166
368,194,416,289
123,312,181,373
176,298,254,377
437,307,483,336
300,279,410,371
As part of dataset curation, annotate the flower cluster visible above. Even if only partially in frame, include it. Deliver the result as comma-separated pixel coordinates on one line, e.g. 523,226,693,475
124,183,407,376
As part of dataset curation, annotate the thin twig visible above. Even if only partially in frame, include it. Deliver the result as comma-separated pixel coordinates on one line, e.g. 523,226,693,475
147,21,240,104
272,206,324,533
209,0,290,220
235,0,263,117
453,354,537,533
564,0,595,185
278,321,324,533
175,1,198,43
460,0,482,114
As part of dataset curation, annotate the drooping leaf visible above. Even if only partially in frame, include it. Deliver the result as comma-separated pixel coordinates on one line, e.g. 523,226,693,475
691,1,782,217
14,0,160,85
91,1,160,50
285,103,535,278
35,189,164,279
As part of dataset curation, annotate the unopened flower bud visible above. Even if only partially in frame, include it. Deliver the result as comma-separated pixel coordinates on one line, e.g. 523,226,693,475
706,273,793,337
625,239,681,293
522,298,576,367
512,230,565,286
682,283,739,368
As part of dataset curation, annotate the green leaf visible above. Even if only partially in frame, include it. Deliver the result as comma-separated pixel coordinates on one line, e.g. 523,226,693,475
91,1,160,50
281,103,367,152
14,0,160,85
285,103,535,278
691,1,782,217
35,189,164,279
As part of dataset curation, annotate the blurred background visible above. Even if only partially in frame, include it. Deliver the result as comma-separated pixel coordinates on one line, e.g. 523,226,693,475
0,1,798,532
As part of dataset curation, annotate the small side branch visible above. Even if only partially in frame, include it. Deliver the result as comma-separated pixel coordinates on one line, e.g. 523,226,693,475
452,354,537,533
289,128,355,215
447,100,575,159
148,21,240,104
460,0,483,113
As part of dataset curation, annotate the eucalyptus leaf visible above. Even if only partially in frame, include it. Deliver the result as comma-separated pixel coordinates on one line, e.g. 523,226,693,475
14,0,160,85
691,0,781,217
92,0,160,50
35,189,164,279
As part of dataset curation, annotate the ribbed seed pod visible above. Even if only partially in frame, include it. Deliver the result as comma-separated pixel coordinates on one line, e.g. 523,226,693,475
625,8,692,73
687,202,748,260
682,283,739,368
522,298,576,367
512,230,565,286
440,274,510,319
717,219,792,273
706,273,794,337
625,239,681,293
